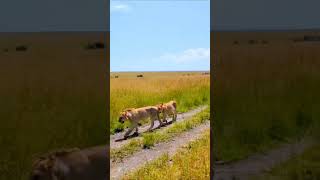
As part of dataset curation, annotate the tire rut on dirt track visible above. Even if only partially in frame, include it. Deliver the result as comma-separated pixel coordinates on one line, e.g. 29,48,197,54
110,121,210,180
110,106,208,150
214,138,315,180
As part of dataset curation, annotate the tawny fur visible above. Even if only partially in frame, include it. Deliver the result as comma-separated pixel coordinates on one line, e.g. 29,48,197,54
157,100,177,123
119,106,163,138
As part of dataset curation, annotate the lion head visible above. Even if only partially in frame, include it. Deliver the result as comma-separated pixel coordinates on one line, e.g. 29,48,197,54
30,148,79,180
118,109,133,123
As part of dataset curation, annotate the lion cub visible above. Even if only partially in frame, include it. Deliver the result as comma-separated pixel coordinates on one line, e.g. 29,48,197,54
157,100,177,123
119,106,163,139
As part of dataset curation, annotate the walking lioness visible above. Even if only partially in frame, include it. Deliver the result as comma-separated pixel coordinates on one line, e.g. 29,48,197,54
30,146,108,180
119,106,163,139
158,100,177,123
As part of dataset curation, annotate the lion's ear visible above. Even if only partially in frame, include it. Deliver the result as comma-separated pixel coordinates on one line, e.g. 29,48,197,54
125,111,132,118
32,158,42,168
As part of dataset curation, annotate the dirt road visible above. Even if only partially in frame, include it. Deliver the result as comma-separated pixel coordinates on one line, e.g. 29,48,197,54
111,121,210,180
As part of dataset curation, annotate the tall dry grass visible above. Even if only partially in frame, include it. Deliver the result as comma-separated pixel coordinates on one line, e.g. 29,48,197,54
0,32,108,180
213,31,320,162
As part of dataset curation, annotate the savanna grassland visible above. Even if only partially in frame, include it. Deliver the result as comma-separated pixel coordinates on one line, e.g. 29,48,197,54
0,32,108,180
213,31,320,163
110,72,210,134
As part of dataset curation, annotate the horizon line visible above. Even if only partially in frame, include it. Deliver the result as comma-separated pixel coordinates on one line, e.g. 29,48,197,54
211,27,320,32
110,70,210,73
0,30,110,33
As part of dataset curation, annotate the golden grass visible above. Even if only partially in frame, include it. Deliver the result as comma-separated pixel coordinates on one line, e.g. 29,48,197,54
0,32,108,179
213,31,320,162
123,130,210,180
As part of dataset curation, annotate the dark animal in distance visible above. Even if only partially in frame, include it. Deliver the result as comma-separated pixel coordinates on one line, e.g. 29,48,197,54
85,42,105,50
16,45,28,52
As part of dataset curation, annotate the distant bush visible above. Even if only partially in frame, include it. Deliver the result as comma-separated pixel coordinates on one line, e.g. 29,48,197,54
248,40,258,44
137,74,143,78
304,35,320,42
85,42,105,50
16,45,28,52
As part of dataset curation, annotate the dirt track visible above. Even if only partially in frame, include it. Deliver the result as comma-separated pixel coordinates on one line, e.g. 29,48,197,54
110,121,210,180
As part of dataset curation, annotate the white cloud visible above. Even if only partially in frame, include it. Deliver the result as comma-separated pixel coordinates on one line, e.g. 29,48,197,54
111,3,130,13
154,48,210,64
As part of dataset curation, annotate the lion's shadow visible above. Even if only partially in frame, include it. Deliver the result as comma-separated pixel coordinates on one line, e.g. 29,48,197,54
114,120,174,142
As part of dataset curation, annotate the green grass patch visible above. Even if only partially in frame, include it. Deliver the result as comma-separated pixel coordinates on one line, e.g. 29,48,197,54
142,132,170,149
111,140,143,162
123,130,210,180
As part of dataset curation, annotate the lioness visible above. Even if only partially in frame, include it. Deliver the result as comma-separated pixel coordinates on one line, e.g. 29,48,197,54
30,146,108,180
158,100,177,123
119,106,163,139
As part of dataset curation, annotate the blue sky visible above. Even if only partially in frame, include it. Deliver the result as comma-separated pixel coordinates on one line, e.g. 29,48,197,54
110,0,210,72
